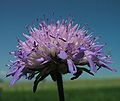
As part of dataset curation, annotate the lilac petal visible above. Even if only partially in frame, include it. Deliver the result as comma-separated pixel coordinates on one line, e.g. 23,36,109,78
36,57,44,62
99,56,113,64
72,24,78,31
86,55,97,73
10,66,24,86
99,61,117,72
67,59,77,74
6,67,18,77
41,60,49,65
23,33,35,44
23,33,31,39
9,51,15,55
78,45,86,51
85,50,95,56
93,45,104,51
58,50,68,60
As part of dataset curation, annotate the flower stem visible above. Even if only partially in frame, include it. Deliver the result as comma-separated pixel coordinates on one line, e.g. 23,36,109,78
56,72,65,101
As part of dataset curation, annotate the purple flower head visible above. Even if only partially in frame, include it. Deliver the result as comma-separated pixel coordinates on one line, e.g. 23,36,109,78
7,19,116,91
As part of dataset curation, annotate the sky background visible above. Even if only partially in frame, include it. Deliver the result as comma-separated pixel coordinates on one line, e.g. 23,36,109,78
0,0,120,80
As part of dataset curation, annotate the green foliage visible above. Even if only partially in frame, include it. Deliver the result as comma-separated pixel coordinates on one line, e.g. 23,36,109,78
0,79,3,83
1,78,120,101
0,88,2,101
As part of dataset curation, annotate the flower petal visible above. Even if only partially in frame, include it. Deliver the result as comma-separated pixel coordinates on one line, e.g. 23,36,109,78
6,67,18,77
67,59,77,74
10,66,24,86
99,61,117,72
86,55,97,73
36,57,44,62
58,50,68,60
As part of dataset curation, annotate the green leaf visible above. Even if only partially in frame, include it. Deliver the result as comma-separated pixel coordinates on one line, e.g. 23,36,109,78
33,67,51,93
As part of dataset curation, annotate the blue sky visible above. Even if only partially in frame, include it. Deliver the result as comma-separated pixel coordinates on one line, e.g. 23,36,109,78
0,0,120,80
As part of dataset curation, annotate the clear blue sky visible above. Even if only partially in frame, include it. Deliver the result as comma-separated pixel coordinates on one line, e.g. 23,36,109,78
0,0,120,80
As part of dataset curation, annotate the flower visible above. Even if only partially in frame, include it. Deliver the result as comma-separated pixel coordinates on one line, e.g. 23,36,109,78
6,19,116,91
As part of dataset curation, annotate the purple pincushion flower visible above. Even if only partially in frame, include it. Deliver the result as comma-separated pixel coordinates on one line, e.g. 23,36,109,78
6,19,116,92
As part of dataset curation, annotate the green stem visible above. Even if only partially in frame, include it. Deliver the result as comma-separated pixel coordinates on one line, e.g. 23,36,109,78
56,72,65,101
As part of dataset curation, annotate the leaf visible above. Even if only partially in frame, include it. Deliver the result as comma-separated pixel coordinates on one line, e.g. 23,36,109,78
97,66,101,71
76,66,94,76
80,67,94,76
33,67,51,93
71,69,82,80
71,67,94,80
